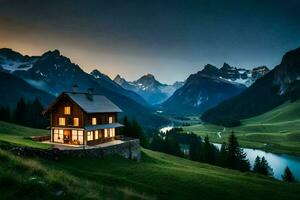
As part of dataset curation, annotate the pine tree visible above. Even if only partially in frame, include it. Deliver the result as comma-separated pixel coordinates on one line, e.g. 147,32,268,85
253,156,261,173
165,133,182,157
218,142,228,167
0,106,11,122
122,116,131,137
227,132,250,172
201,135,215,164
282,166,296,182
14,97,27,125
189,135,202,161
260,157,273,176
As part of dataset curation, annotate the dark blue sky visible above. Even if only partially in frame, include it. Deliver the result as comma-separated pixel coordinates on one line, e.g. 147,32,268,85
1,0,300,83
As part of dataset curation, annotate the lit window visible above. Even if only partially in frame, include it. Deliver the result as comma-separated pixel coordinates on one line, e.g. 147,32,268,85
78,131,83,144
95,130,98,140
92,117,97,125
72,130,78,141
111,128,115,137
109,117,113,124
73,118,79,126
104,129,108,138
59,118,65,126
64,106,71,115
87,131,93,141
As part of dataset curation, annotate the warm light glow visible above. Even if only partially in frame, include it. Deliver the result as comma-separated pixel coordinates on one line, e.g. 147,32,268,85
73,118,79,126
104,129,108,138
59,117,65,126
109,116,113,124
92,117,97,125
64,106,71,115
87,131,93,141
95,130,98,140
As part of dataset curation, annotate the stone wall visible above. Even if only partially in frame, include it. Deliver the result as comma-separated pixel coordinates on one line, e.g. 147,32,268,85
0,139,141,161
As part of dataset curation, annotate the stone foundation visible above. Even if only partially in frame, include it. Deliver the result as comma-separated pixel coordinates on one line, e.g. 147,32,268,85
0,139,141,161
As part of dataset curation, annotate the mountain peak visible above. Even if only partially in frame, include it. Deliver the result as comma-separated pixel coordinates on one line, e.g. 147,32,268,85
41,49,61,58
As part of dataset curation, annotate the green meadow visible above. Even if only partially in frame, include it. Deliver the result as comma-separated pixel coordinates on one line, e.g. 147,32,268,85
183,99,300,155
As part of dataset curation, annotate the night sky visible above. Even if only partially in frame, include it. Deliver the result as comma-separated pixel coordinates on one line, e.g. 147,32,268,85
0,0,300,83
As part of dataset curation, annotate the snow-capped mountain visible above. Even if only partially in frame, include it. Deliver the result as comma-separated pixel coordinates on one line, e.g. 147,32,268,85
114,73,184,105
0,48,169,128
214,63,269,87
161,66,246,115
202,46,300,125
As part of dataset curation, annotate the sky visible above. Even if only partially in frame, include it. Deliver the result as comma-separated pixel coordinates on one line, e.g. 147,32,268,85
0,0,300,84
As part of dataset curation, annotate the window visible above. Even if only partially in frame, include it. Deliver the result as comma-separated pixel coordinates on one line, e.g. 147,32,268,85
109,116,113,124
95,130,98,140
53,129,63,143
110,128,115,137
64,106,71,115
87,131,93,141
72,130,78,141
104,129,108,138
73,118,79,126
78,131,83,144
59,117,65,126
92,117,97,125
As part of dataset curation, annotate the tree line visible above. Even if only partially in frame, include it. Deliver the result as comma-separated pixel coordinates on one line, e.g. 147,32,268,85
0,97,47,128
122,123,297,183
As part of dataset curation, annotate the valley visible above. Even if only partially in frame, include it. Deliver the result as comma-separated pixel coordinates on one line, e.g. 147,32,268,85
181,99,300,155
0,121,299,200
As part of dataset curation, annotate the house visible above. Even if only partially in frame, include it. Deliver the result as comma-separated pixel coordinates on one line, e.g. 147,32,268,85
43,90,123,146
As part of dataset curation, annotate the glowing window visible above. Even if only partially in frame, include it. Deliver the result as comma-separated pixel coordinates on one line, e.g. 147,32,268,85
64,106,71,115
72,130,78,141
73,118,79,126
95,130,98,140
109,117,113,123
104,129,108,138
92,117,97,125
59,118,65,126
87,131,93,141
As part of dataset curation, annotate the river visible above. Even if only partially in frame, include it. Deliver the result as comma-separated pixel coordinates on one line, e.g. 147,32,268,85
159,126,300,181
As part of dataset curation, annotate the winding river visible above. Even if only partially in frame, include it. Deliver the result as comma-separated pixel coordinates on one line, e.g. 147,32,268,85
159,126,300,181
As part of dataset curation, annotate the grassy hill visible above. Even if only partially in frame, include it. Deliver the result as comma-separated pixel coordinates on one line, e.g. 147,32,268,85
184,99,300,155
0,121,300,199
0,121,50,149
1,148,300,200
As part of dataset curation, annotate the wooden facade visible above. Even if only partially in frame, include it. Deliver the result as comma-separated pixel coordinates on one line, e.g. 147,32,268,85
44,92,122,146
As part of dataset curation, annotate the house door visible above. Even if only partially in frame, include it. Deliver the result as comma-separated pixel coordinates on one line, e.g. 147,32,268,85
63,130,71,144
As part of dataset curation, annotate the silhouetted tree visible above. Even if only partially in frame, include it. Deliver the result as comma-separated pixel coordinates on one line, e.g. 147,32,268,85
253,156,273,177
122,116,131,137
165,133,182,157
218,142,228,167
227,132,250,172
189,134,202,161
282,166,296,182
14,97,26,125
149,133,166,152
201,135,216,164
0,106,11,122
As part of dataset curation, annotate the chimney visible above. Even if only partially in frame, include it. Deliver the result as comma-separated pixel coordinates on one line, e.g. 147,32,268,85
72,84,79,93
86,88,94,101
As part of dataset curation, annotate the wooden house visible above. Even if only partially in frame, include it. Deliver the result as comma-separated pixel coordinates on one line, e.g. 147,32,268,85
43,91,123,146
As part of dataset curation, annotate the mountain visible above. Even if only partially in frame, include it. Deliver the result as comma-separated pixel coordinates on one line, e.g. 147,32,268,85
202,63,270,87
0,48,168,128
114,73,184,105
0,71,54,108
202,46,300,126
161,67,246,115
90,70,149,107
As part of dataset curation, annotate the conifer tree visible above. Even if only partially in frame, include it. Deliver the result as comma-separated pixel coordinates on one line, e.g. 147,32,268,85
282,166,296,182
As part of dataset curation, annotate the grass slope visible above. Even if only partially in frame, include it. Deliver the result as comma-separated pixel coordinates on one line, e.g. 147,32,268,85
1,148,300,200
0,121,50,149
184,99,300,155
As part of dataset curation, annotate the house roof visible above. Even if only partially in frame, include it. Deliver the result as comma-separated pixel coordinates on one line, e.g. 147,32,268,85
66,92,122,113
43,92,122,114
84,123,124,131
